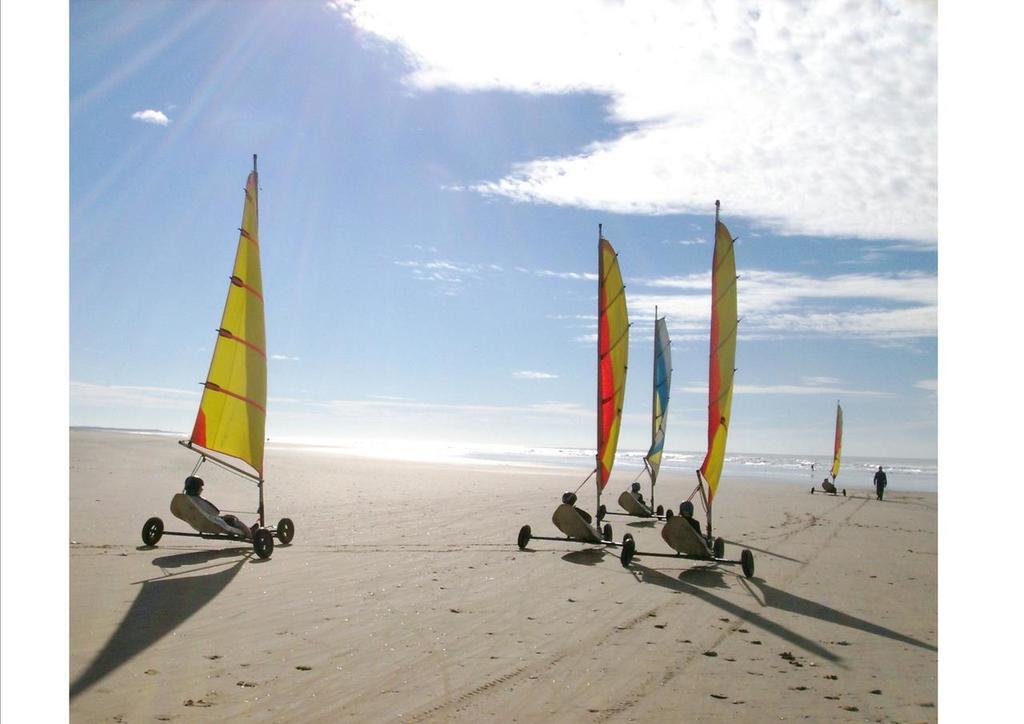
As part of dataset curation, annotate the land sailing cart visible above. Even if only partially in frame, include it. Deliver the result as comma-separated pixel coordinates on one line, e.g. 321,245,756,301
517,227,633,552
619,202,754,578
140,156,294,559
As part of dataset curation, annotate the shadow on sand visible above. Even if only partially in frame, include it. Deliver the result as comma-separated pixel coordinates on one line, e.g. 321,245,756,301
562,548,609,566
722,540,804,564
744,579,937,653
629,563,841,664
70,548,250,698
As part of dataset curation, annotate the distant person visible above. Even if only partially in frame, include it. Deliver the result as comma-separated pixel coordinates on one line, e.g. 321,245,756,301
874,466,888,501
184,476,251,537
561,491,592,524
679,500,702,536
630,481,648,508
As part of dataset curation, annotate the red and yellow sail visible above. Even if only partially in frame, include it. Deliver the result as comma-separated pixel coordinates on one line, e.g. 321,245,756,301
597,237,629,489
830,402,843,480
699,217,737,503
190,161,267,475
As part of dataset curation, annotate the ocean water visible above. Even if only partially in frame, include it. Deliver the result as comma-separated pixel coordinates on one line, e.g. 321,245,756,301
459,446,938,492
74,428,938,493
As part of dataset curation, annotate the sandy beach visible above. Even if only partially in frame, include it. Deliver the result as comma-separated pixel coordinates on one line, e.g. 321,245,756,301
69,429,936,722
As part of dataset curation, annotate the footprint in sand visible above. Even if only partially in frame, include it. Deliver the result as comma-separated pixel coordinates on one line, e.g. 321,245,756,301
296,665,312,671
145,669,158,675
236,681,258,688
205,654,222,660
703,651,718,657
710,694,728,699
184,699,214,707
870,689,882,695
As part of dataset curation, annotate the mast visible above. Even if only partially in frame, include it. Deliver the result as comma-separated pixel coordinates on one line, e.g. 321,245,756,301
650,304,658,509
596,223,603,519
708,199,718,538
254,153,265,526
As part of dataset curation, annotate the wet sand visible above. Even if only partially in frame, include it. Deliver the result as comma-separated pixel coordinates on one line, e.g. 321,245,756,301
70,429,936,721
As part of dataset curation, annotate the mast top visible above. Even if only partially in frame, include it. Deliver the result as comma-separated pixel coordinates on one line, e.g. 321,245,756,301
253,154,258,173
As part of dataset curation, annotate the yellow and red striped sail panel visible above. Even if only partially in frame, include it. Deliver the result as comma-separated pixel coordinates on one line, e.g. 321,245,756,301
830,403,843,480
597,237,629,489
190,168,267,475
699,220,737,502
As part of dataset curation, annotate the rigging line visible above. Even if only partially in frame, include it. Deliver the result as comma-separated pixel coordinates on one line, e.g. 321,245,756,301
573,468,597,494
202,453,261,485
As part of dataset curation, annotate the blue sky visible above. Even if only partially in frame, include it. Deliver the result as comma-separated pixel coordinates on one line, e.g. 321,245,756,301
66,0,937,459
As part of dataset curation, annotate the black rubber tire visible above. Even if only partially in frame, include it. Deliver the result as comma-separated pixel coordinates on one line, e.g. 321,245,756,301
810,487,815,494
276,517,295,544
842,489,847,497
517,524,532,550
713,536,725,559
623,533,634,545
596,504,607,523
253,529,274,559
141,517,164,546
620,537,636,567
664,509,674,521
602,523,613,541
655,504,664,516
741,549,755,578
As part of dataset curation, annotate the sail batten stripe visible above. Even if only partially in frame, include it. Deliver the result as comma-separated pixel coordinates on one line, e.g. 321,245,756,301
202,382,267,414
217,328,267,359
230,275,264,300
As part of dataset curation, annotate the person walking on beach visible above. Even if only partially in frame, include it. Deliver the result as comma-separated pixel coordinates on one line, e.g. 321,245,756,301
873,466,888,501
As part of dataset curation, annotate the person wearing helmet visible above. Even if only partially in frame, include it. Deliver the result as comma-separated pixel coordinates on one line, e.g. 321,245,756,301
183,476,251,538
679,500,702,536
821,476,837,494
630,481,649,508
561,491,593,524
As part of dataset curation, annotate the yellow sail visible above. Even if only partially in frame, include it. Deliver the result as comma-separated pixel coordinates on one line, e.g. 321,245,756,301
698,215,737,502
189,160,267,475
597,236,629,489
830,402,843,480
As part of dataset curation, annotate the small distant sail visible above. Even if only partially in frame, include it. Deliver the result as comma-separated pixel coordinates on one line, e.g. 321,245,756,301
830,402,843,480
699,217,738,503
189,164,267,476
644,316,672,485
597,236,629,490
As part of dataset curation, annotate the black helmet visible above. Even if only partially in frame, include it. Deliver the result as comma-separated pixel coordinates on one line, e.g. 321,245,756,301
184,476,204,495
680,500,694,516
562,491,578,506
631,482,641,493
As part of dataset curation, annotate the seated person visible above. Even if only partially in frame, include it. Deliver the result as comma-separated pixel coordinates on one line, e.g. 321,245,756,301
182,476,252,538
679,500,702,536
630,481,648,508
821,477,837,494
561,491,593,525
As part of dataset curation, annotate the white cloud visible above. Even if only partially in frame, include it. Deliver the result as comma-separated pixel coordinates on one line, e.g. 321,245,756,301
330,0,936,244
271,354,301,361
513,370,558,380
535,269,597,281
678,382,890,397
71,381,196,409
914,379,938,392
131,109,170,126
630,269,936,339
